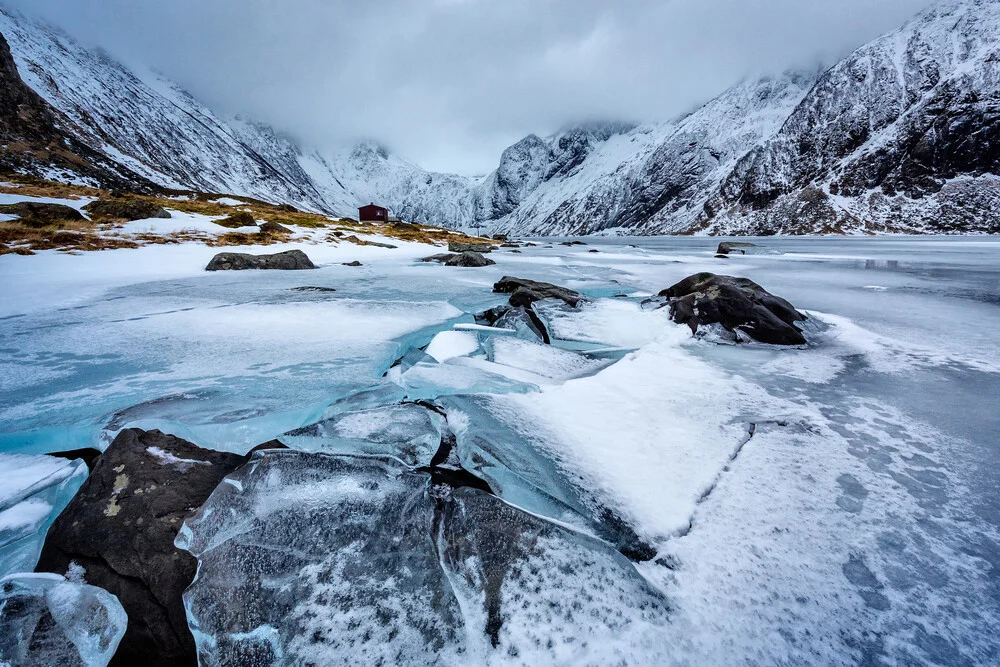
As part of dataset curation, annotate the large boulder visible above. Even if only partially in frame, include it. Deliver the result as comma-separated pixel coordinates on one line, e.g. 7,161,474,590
205,249,315,271
493,276,586,308
0,202,84,227
448,241,493,253
84,198,171,222
423,251,496,267
659,273,807,345
446,251,495,267
34,429,249,666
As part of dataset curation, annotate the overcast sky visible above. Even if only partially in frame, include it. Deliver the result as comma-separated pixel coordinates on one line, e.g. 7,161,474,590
9,0,933,174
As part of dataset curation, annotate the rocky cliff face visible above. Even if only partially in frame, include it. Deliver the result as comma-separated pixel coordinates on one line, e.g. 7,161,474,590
0,29,150,189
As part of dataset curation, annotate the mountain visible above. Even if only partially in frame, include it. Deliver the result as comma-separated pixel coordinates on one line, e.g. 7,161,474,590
0,6,330,210
712,0,1000,234
1,0,998,234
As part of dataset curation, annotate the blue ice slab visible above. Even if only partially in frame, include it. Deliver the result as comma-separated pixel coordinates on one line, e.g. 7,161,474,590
0,454,88,577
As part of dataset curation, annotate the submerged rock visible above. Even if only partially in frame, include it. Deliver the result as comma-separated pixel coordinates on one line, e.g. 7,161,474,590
84,198,170,222
34,429,248,666
0,202,84,227
493,276,586,308
342,260,363,267
290,285,336,292
0,573,127,667
659,272,807,345
205,249,315,271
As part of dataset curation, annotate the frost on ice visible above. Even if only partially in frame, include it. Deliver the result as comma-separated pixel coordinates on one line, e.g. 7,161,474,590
176,450,669,665
0,573,127,667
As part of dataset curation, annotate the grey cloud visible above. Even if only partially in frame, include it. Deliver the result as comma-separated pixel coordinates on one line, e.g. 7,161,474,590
6,0,933,173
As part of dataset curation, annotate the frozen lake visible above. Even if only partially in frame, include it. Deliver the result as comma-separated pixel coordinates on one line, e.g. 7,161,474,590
2,235,999,664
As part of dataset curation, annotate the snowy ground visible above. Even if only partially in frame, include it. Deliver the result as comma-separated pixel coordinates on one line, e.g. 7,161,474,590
2,234,999,664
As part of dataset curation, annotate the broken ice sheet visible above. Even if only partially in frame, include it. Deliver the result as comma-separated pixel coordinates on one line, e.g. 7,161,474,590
177,450,671,665
282,401,445,466
0,572,127,667
177,451,465,665
440,487,670,664
0,454,88,577
453,329,786,543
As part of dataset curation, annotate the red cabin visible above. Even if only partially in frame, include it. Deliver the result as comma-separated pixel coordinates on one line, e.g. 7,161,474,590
358,203,389,223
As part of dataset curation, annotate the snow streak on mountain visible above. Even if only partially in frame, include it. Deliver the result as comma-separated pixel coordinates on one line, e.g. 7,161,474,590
1,0,998,234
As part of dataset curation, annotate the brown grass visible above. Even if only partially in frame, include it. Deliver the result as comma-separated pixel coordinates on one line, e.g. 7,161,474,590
0,175,496,254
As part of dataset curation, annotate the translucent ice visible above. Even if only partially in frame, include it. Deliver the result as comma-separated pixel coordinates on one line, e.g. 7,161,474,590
0,454,88,577
0,573,127,667
283,401,444,466
177,450,672,665
177,452,467,665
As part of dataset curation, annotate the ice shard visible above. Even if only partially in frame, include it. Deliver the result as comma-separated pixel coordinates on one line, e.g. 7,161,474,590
0,573,127,667
0,454,88,577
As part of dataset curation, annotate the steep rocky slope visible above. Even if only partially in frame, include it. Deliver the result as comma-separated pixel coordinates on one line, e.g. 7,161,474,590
0,6,328,210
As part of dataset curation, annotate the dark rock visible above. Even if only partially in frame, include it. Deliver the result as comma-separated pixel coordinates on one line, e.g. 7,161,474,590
246,439,289,456
493,276,586,308
500,242,520,248
448,241,493,253
391,221,420,231
258,221,291,235
47,447,103,472
559,240,587,246
35,429,248,666
445,251,495,267
276,203,297,212
84,198,170,222
0,202,84,227
659,272,807,345
205,249,315,271
290,286,335,292
716,241,758,255
509,249,522,253
213,211,256,229
491,233,508,241
588,249,600,253
420,253,456,263
474,305,549,343
422,251,496,267
342,260,363,266
715,254,729,259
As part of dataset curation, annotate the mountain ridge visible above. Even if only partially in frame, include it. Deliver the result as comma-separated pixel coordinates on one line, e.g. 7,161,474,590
1,0,998,234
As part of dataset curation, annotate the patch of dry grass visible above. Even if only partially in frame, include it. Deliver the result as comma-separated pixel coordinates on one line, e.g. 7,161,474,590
0,175,496,254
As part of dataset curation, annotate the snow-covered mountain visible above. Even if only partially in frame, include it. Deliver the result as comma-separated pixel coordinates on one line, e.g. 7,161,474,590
711,0,1000,234
1,0,999,234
